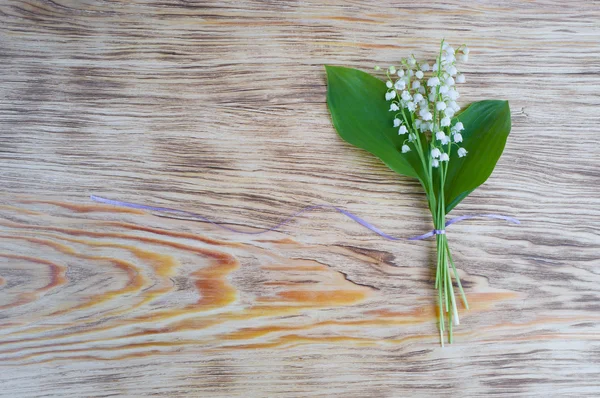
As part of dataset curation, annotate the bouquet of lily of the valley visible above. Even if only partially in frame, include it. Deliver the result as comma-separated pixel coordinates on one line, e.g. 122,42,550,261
325,40,512,345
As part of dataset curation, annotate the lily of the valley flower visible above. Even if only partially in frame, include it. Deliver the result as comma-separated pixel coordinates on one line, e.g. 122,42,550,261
427,76,440,87
381,41,469,169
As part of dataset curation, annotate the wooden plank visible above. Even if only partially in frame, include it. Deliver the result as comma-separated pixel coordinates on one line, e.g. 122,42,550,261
0,0,599,396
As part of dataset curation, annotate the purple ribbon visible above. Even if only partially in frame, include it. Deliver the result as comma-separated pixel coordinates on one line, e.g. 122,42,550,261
90,195,519,241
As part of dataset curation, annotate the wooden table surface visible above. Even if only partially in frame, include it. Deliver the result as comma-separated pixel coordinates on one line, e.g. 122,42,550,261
1,1,599,396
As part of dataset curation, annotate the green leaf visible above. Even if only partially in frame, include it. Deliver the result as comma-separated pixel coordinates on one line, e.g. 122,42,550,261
325,65,426,182
444,100,512,213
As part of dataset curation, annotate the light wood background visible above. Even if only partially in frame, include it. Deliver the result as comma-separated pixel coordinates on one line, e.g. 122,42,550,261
1,1,599,396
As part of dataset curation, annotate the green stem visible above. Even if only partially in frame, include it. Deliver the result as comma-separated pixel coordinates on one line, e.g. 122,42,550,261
446,243,469,310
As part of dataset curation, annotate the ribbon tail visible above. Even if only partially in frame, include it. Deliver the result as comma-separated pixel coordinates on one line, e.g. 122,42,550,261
446,213,521,228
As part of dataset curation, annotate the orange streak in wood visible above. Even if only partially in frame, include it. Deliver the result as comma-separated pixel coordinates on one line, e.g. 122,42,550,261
255,238,298,244
0,235,147,317
221,318,401,342
266,289,368,306
222,334,377,350
193,255,239,309
0,219,240,260
104,221,241,247
49,255,146,316
0,253,68,309
318,16,380,23
261,264,325,271
0,204,42,216
19,200,144,214
467,291,522,310
366,306,435,319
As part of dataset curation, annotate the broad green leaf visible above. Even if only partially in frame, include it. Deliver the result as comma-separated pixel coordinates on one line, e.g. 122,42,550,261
325,65,426,182
443,100,512,213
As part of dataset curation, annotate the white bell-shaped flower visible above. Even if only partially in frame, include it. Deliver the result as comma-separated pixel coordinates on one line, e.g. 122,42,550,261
444,107,456,117
427,77,440,87
447,89,459,100
443,53,456,64
419,109,433,121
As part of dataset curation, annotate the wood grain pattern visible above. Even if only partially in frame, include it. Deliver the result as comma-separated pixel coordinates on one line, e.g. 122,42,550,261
1,0,599,396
